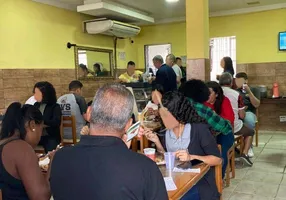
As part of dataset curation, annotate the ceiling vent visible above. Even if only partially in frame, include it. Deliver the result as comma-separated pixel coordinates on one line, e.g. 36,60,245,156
78,0,154,24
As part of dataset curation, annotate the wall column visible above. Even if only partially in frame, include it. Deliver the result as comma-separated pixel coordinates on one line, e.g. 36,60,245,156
186,0,210,81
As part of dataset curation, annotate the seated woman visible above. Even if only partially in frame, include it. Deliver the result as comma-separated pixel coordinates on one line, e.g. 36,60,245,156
34,81,62,153
139,91,222,200
205,81,235,179
79,64,93,78
93,63,105,77
0,103,51,200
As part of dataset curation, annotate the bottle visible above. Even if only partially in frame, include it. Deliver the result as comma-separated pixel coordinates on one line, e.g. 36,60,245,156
272,82,280,98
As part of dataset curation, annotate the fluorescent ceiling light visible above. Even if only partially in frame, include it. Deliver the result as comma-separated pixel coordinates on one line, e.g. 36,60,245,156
166,0,179,3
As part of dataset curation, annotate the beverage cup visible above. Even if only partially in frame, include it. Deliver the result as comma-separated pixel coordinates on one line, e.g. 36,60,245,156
144,148,156,161
164,152,175,170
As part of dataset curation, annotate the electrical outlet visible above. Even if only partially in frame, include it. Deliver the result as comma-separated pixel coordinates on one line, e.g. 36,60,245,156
279,116,286,122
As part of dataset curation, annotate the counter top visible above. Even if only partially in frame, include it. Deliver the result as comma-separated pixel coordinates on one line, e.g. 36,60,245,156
261,98,286,104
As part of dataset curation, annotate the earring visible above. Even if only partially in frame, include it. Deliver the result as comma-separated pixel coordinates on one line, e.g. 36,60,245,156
32,129,35,132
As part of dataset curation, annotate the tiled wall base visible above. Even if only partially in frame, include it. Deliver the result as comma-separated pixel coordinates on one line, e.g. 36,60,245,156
186,58,210,81
237,62,286,97
1,62,286,132
0,69,114,113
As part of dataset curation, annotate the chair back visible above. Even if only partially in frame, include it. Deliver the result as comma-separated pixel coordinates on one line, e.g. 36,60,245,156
60,115,77,145
215,145,223,197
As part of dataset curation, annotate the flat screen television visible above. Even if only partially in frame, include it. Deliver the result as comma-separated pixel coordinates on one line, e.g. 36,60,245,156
279,32,286,51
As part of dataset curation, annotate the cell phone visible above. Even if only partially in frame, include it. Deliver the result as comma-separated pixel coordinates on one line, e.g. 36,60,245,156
126,121,140,142
176,162,192,170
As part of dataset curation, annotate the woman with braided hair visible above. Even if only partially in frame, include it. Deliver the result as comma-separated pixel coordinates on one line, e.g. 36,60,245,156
138,91,221,200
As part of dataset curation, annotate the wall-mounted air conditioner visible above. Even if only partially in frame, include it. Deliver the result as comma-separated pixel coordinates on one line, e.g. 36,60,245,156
83,18,141,38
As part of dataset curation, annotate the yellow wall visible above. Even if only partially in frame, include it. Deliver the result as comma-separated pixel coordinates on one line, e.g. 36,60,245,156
210,9,286,64
135,9,286,66
1,0,285,70
135,22,186,69
0,0,135,69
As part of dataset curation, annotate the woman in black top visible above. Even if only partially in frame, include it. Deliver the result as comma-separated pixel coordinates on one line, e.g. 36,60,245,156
34,81,62,153
0,103,51,200
139,91,222,200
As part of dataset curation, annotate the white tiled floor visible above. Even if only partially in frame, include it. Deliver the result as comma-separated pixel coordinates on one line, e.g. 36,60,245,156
223,130,286,200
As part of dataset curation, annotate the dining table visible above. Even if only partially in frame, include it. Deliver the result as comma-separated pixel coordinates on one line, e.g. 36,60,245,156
159,163,210,200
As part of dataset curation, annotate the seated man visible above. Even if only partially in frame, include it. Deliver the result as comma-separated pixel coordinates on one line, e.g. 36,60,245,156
118,61,143,83
57,80,87,139
219,72,254,166
50,83,168,200
235,72,260,157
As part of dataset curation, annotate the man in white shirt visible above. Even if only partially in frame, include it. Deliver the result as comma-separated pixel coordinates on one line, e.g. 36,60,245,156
57,81,87,139
166,54,182,87
219,72,254,167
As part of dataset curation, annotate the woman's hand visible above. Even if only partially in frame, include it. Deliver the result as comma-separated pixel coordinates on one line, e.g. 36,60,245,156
175,150,195,162
138,126,159,143
47,150,57,161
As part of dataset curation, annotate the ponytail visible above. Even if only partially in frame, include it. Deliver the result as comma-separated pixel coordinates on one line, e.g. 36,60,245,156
0,102,43,140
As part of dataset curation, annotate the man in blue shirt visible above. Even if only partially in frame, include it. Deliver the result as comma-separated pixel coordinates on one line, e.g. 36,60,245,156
153,55,177,93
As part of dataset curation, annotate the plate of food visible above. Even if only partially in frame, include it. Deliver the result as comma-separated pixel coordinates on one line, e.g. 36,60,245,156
155,157,166,165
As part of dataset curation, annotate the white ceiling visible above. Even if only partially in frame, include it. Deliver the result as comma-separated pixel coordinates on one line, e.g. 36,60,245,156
34,0,286,22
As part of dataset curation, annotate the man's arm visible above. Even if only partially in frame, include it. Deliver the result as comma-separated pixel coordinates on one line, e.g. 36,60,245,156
118,74,128,83
246,86,261,108
238,110,246,119
75,95,88,121
172,66,181,84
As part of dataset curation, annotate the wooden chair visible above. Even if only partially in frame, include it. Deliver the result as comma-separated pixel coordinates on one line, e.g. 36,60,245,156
225,144,235,187
215,145,223,199
131,136,149,153
234,135,244,155
60,116,79,146
255,109,259,147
